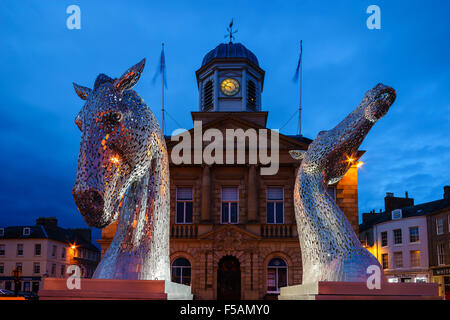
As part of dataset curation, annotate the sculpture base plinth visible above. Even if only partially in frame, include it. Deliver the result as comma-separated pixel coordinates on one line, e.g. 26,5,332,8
39,278,193,300
278,281,441,300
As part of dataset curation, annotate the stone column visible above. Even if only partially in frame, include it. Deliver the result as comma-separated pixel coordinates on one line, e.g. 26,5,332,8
247,165,258,222
201,165,211,222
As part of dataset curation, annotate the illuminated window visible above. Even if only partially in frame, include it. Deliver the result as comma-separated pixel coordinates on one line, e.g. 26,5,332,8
381,254,389,269
393,229,402,244
267,187,284,224
221,187,239,224
267,258,288,293
381,232,388,247
171,258,191,285
394,252,403,268
410,250,420,267
409,227,419,243
176,188,193,224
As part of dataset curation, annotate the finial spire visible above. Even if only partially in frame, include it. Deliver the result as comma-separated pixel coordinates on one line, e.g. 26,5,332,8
225,19,238,43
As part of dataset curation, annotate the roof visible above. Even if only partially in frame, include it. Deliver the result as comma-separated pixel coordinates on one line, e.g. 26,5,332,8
0,224,99,252
201,42,259,67
359,198,450,232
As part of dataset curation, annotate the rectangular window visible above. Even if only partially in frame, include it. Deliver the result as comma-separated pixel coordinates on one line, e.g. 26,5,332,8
17,244,23,256
267,187,284,224
33,263,40,274
0,228,4,236
52,245,57,257
176,187,193,224
437,244,445,265
0,263,4,274
51,263,56,275
23,227,30,236
381,232,388,247
394,252,403,268
62,247,66,259
16,263,22,272
410,250,420,267
0,244,5,256
23,281,30,292
381,254,389,269
436,218,444,235
61,265,65,277
393,229,402,245
409,227,419,243
221,187,239,224
34,244,41,256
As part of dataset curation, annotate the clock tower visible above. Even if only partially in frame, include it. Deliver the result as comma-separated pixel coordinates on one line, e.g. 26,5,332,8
196,42,265,112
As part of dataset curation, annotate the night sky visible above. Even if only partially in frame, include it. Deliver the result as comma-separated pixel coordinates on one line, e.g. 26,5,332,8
1,0,449,242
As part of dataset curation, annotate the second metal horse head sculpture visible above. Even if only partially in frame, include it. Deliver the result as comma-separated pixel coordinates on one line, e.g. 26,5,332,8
72,59,170,280
290,83,396,283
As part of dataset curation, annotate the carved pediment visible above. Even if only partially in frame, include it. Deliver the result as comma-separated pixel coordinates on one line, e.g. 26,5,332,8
199,225,259,251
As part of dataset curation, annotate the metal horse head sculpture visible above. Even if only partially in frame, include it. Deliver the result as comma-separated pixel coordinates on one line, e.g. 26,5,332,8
290,83,396,283
72,59,170,280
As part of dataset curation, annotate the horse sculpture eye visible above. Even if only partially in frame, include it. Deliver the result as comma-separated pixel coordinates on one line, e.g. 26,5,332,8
102,111,123,127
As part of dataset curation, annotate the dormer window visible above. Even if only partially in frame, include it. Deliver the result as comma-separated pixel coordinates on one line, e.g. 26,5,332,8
247,80,257,111
203,80,214,111
23,227,31,236
0,228,4,236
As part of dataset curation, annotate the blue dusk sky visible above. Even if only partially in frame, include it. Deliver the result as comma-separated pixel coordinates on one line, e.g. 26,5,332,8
0,0,449,240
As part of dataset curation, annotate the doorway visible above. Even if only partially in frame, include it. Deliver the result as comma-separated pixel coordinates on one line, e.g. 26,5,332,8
217,256,241,300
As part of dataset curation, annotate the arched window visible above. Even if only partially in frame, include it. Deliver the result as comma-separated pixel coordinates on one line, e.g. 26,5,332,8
171,257,191,285
267,258,287,293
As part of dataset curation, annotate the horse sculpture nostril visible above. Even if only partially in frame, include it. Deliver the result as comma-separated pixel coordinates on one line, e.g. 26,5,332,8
88,189,104,207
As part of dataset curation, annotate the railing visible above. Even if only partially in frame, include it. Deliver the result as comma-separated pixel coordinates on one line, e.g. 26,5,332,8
260,224,295,238
171,224,198,238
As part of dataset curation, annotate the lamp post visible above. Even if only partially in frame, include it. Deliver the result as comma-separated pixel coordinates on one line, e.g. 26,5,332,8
12,267,21,297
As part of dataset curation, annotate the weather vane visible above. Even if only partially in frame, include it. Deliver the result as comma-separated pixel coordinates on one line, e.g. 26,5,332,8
225,19,238,43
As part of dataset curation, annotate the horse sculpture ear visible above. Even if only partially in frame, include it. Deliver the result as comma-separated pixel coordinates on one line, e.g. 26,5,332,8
289,150,306,160
114,58,146,92
73,83,92,100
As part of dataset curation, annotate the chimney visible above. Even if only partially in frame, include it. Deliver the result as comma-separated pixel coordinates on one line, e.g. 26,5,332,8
444,186,450,199
36,217,58,229
384,192,414,213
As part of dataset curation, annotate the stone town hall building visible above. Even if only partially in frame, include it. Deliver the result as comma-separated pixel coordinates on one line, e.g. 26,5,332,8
98,41,361,300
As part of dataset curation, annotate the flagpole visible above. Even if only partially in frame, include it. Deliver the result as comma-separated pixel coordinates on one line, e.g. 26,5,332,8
298,40,302,136
161,42,165,136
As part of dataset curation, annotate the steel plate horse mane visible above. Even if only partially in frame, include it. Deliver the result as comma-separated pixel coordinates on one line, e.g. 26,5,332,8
290,83,396,283
72,59,170,280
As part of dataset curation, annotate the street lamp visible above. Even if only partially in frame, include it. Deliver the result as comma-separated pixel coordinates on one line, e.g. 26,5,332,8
11,267,21,297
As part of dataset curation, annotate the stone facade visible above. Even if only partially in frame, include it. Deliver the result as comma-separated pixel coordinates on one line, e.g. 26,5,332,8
98,112,360,300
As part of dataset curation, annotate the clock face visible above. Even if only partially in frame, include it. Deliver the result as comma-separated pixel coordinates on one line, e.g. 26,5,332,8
220,78,240,96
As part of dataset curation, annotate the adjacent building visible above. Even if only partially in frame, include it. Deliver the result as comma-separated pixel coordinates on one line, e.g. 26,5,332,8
426,186,450,299
359,187,450,299
0,217,100,293
98,41,363,300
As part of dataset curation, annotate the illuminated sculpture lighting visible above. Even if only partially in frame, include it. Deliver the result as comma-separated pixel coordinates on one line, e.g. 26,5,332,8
72,59,170,280
290,83,396,283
